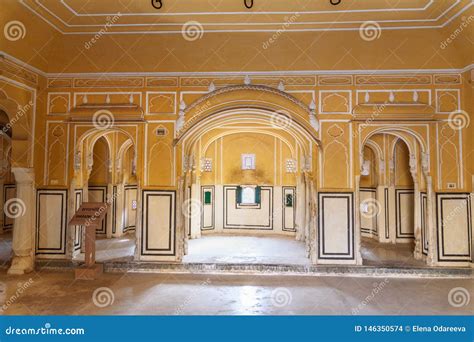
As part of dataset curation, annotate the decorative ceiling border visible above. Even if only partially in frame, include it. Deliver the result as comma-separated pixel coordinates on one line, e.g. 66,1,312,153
1,51,473,79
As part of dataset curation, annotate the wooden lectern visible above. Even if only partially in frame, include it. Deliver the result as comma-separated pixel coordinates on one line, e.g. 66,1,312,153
69,202,108,280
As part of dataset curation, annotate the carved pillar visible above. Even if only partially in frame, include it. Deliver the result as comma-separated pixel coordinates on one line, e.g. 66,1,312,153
425,176,438,266
295,173,306,242
8,167,35,275
113,183,125,238
176,176,185,262
190,174,201,239
354,175,363,265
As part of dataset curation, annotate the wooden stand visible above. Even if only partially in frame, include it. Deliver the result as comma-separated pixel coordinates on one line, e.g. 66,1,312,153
69,202,108,280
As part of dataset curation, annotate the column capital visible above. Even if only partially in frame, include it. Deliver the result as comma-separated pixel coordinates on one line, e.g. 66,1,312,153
11,167,35,184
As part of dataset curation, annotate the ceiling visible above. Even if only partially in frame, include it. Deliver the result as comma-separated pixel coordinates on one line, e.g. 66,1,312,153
20,0,474,34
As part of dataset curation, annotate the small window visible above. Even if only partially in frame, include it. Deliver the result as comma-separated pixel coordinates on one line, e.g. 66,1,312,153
204,191,212,205
285,193,293,207
236,186,261,205
241,154,256,170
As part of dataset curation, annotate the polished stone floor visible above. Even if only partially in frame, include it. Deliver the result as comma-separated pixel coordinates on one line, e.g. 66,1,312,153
73,234,136,263
0,270,472,315
184,235,310,265
1,233,428,267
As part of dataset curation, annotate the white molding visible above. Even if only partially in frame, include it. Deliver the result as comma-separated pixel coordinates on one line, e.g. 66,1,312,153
1,51,473,79
319,90,353,115
145,91,177,115
356,89,432,106
435,89,461,113
72,91,142,108
47,92,71,115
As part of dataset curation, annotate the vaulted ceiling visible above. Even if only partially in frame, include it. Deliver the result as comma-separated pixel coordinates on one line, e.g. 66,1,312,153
20,0,473,34
2,0,473,73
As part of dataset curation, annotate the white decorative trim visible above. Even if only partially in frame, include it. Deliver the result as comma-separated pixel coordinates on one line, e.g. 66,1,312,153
319,90,352,114
435,89,461,113
47,92,71,115
146,91,177,115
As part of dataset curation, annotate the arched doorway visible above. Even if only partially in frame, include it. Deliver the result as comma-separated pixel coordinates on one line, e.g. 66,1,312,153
357,128,434,266
172,85,322,264
71,128,139,263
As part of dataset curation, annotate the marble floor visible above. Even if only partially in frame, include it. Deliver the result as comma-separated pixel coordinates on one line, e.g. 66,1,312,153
0,270,471,315
73,234,136,263
2,233,429,267
183,235,310,265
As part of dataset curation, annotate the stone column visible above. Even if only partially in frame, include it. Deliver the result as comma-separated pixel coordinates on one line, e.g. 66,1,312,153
295,173,306,242
413,181,423,260
354,176,363,265
190,174,201,239
113,183,125,238
425,176,438,266
8,167,35,275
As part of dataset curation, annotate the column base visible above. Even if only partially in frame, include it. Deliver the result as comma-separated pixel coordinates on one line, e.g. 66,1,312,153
7,255,34,275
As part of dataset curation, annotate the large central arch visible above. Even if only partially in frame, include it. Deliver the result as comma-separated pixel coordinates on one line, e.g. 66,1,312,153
173,85,322,263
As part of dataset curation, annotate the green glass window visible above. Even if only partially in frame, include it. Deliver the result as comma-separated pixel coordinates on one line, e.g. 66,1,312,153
204,191,212,205
285,193,293,207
